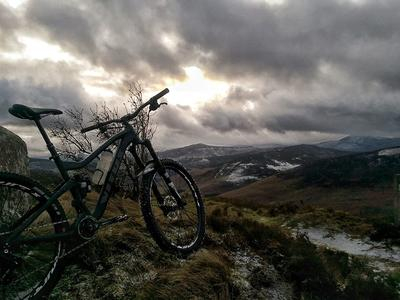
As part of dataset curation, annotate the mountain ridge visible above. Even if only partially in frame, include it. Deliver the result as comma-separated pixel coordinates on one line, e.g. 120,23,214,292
318,135,400,152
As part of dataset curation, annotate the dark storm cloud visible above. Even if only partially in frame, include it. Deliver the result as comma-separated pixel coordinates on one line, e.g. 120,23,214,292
198,87,261,132
174,0,400,88
24,0,400,87
26,0,96,56
3,0,400,146
197,83,400,137
156,105,203,135
263,104,400,136
199,100,400,136
0,79,85,113
25,0,185,79
0,61,87,124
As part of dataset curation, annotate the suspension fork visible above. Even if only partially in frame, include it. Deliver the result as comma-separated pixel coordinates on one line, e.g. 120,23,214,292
129,144,163,205
142,139,187,207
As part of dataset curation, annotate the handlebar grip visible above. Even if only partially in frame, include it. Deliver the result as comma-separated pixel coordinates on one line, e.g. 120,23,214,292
150,88,169,101
81,124,99,133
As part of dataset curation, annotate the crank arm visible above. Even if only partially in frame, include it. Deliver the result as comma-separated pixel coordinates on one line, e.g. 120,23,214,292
99,214,129,227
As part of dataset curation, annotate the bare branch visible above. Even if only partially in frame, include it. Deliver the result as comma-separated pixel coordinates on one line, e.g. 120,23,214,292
49,81,156,193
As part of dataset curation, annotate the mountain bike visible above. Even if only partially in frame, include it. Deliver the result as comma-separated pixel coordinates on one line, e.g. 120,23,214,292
0,88,206,299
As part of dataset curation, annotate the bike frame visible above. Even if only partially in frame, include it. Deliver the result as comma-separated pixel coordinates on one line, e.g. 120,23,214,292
5,120,163,247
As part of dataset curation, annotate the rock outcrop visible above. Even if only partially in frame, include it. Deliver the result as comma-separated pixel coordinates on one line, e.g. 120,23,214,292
0,126,29,175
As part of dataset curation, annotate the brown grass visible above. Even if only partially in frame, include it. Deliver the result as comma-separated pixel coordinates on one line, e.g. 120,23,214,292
220,175,395,214
137,249,231,299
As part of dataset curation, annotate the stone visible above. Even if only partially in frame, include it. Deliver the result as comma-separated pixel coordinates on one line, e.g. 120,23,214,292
0,126,29,175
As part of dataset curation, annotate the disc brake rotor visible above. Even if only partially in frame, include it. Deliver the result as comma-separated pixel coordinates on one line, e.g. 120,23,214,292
162,195,180,220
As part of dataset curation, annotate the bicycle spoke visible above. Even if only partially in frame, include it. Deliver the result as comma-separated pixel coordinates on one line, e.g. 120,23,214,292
0,181,67,299
13,195,27,221
148,164,204,249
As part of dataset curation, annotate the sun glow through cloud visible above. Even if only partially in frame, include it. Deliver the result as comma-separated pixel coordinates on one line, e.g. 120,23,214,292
167,66,229,108
0,36,78,63
1,0,26,9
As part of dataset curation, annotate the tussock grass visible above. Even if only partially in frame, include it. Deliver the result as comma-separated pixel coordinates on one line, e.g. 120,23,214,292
137,249,231,299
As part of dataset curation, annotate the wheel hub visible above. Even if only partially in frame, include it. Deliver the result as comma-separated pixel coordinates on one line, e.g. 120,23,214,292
163,196,180,220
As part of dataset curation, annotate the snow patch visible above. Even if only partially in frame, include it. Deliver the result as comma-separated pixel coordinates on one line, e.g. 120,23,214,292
220,162,259,183
297,226,400,271
226,170,258,183
378,148,400,156
266,159,300,171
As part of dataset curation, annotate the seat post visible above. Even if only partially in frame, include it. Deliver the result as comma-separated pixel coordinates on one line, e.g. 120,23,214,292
34,119,69,180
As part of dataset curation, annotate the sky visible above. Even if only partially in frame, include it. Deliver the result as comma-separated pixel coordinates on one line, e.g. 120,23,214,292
1,0,400,156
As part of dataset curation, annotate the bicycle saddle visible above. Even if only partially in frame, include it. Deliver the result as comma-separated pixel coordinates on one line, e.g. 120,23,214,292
8,104,63,120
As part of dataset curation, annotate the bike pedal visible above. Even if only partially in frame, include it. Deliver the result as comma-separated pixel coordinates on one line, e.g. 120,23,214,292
99,214,130,227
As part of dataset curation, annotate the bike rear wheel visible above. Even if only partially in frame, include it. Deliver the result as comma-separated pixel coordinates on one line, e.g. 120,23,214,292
0,173,68,299
140,159,205,255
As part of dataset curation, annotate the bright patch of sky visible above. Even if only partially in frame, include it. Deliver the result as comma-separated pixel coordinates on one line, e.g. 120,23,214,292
0,36,78,63
166,66,229,109
1,0,26,9
80,67,122,98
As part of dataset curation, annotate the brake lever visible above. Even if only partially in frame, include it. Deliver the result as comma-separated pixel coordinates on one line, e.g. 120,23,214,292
99,126,107,134
149,101,168,111
149,100,159,111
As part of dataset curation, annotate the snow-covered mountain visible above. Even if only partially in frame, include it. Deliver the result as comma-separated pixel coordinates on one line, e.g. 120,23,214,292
160,143,347,194
318,136,400,153
211,145,346,184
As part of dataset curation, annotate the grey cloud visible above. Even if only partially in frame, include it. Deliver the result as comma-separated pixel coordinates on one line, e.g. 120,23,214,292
195,81,400,137
0,3,21,51
0,61,88,124
24,0,400,88
156,104,203,135
26,0,96,57
197,86,268,133
26,0,185,79
223,86,264,104
199,104,256,133
199,100,400,136
174,0,400,88
4,0,400,148
0,79,85,109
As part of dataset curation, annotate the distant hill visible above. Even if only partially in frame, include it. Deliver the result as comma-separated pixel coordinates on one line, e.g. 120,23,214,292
285,147,400,188
318,136,400,152
220,147,400,212
30,157,59,172
30,138,400,197
158,143,256,167
210,144,347,181
186,144,347,195
30,157,96,172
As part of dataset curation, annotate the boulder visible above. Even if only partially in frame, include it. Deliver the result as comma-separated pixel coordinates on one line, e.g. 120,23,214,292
0,126,29,175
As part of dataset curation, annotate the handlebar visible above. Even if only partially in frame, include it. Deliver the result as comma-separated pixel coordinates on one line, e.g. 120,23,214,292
81,88,169,134
151,88,169,103
81,119,115,134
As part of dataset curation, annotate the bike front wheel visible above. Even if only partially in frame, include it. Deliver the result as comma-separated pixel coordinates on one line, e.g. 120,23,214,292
140,159,205,255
